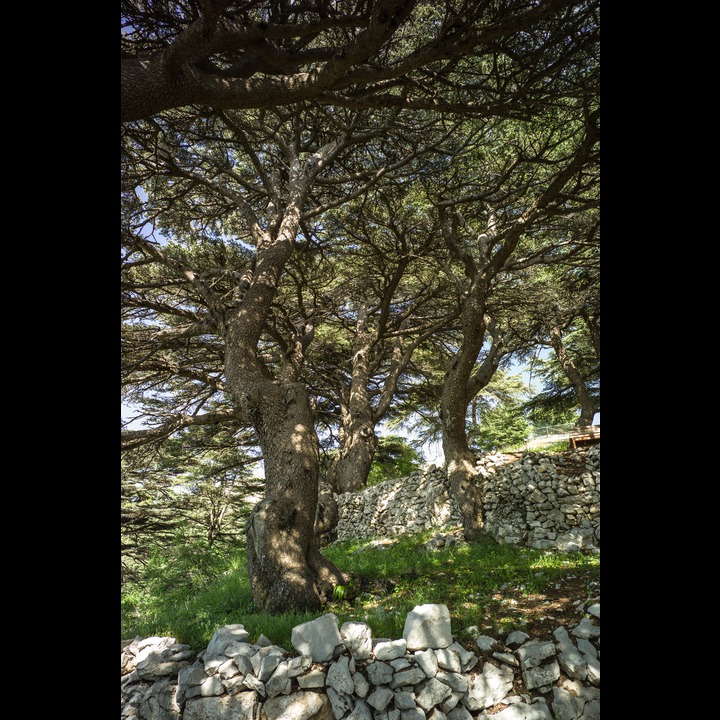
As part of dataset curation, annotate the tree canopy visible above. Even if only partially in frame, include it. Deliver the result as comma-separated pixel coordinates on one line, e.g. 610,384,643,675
122,0,599,122
121,0,600,612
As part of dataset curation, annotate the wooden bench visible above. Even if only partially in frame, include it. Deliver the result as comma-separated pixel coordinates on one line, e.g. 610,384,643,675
568,425,600,449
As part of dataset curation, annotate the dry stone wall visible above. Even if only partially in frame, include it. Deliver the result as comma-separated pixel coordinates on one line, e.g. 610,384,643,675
121,602,601,720
335,466,462,541
335,446,600,553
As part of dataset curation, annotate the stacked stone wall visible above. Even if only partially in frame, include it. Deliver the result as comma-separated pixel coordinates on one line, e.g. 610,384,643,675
335,446,600,553
122,603,600,720
335,466,462,542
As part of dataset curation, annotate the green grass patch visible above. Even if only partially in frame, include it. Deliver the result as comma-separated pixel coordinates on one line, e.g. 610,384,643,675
323,531,598,642
121,528,599,653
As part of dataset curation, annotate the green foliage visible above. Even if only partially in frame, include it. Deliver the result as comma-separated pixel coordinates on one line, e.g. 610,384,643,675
121,424,260,586
366,435,424,487
532,440,572,453
469,401,531,452
526,403,579,428
144,532,235,601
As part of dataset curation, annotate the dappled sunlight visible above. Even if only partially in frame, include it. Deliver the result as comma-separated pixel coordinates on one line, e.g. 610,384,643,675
480,451,523,470
369,486,402,529
123,518,599,654
321,528,599,644
279,566,310,586
447,457,477,475
291,423,308,452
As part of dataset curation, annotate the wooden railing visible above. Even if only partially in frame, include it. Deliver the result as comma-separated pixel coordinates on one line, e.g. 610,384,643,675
568,425,601,449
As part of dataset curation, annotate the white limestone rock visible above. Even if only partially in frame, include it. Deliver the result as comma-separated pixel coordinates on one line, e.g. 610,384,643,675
403,604,453,650
375,639,407,661
414,649,438,678
463,663,515,711
327,656,355,695
292,614,344,663
184,691,258,720
261,690,333,720
206,625,251,658
341,622,373,661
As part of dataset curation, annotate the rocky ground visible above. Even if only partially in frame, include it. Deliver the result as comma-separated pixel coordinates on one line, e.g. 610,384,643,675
484,568,599,641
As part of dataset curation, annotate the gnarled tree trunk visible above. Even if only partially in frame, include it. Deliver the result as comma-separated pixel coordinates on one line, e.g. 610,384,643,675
223,155,349,611
328,415,378,495
438,207,512,541
327,305,379,494
225,300,348,610
240,378,347,612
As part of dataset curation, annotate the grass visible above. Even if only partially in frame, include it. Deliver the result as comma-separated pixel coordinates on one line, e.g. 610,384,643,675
524,440,571,453
498,439,571,454
121,527,599,654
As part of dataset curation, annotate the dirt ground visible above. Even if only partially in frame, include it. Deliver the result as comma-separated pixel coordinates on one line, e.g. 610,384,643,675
480,565,600,641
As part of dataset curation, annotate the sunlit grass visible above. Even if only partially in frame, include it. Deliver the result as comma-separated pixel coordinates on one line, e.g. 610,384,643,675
323,531,598,642
121,529,599,653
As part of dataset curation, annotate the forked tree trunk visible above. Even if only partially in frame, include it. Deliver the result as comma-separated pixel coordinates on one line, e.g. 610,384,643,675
437,208,507,541
222,176,348,612
437,122,598,537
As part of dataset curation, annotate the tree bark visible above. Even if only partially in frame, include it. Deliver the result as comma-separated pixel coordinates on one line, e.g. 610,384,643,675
314,485,339,547
329,415,378,495
438,208,514,541
327,305,379,494
121,0,593,123
225,280,348,610
581,311,600,362
222,154,348,611
440,325,487,541
240,377,347,612
549,325,596,427
437,114,599,538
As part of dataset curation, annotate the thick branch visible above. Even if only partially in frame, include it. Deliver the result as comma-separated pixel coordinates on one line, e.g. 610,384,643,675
121,407,245,451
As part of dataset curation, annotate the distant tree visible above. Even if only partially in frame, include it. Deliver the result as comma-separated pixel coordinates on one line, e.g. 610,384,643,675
469,401,531,452
433,108,599,539
505,255,600,426
305,182,457,496
523,322,599,425
366,434,425,486
121,424,261,586
524,400,578,429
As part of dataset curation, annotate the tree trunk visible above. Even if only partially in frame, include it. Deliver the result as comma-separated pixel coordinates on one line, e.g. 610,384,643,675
327,305,379,494
439,318,508,540
437,213,495,541
241,377,347,612
582,311,600,362
222,178,348,612
549,326,596,426
314,485,339,547
439,290,488,541
441,353,486,541
328,417,378,494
